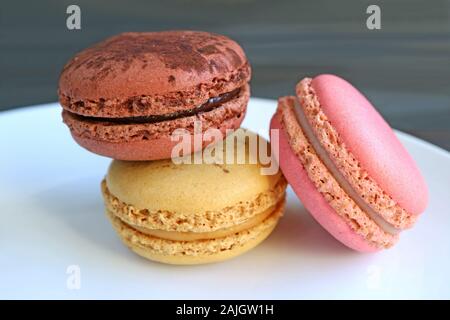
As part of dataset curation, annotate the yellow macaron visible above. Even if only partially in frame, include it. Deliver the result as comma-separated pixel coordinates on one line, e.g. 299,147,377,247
102,130,287,265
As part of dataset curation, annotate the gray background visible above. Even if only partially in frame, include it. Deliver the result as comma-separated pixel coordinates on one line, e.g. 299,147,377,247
1,0,449,149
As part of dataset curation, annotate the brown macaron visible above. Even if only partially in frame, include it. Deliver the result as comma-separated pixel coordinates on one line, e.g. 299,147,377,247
59,31,251,160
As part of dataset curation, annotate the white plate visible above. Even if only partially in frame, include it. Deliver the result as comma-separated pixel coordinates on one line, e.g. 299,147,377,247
1,99,449,299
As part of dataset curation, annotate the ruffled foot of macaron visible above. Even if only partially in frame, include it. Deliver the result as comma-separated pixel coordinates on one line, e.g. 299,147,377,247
271,74,428,252
59,31,251,161
102,130,287,264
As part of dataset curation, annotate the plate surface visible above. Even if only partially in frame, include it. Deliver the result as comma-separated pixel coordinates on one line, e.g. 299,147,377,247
1,99,449,299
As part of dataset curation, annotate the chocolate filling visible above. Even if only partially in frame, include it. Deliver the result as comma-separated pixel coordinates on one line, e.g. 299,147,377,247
70,88,241,124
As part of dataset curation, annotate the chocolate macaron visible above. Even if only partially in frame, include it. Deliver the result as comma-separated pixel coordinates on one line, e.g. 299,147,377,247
59,31,251,160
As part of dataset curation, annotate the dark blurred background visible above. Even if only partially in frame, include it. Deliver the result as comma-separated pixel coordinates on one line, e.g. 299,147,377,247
1,0,449,149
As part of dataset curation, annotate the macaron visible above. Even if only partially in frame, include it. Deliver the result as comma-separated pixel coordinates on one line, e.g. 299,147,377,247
270,74,428,252
59,31,251,160
102,130,287,264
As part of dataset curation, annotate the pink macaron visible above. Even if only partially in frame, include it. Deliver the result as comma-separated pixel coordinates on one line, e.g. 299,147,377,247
270,74,428,252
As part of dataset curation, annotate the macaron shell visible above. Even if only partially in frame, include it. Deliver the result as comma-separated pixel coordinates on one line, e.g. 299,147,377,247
309,74,428,215
59,31,249,102
102,173,286,234
271,112,378,252
106,201,283,265
106,130,283,214
68,107,245,161
125,223,277,265
61,83,249,160
131,205,276,241
71,132,200,161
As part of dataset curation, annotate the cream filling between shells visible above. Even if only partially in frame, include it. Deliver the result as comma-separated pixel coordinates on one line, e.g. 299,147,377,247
293,100,400,235
125,203,279,241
